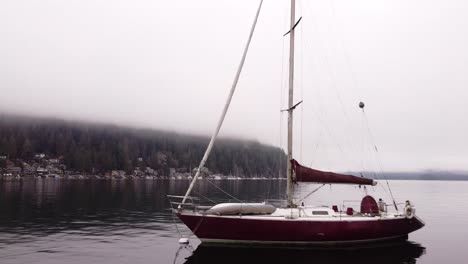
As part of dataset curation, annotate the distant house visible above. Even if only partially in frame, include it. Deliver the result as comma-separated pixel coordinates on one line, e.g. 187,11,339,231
111,170,126,177
133,168,144,177
35,153,46,159
31,163,40,170
6,166,21,175
6,160,15,168
145,167,156,175
36,167,48,175
46,165,62,174
23,162,35,174
49,159,59,164
192,166,211,176
169,168,176,177
176,167,188,173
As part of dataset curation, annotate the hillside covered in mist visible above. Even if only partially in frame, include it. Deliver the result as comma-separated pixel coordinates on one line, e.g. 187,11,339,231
0,114,286,177
375,171,468,181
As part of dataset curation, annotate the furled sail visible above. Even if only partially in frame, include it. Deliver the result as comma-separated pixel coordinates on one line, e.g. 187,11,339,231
291,159,376,186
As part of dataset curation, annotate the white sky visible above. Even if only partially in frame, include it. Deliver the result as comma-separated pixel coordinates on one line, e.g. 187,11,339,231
1,0,467,172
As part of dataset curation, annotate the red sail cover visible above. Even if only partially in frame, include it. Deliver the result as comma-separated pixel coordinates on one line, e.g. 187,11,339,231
291,159,376,186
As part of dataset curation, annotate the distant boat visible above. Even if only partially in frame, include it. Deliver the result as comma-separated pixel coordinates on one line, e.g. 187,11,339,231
171,0,424,246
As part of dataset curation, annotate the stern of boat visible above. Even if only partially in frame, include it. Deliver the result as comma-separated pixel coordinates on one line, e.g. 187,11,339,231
411,215,426,232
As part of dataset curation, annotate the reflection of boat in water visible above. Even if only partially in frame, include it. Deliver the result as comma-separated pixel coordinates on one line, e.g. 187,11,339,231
183,241,426,264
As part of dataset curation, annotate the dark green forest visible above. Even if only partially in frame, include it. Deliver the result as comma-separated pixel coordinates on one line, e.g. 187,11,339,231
0,114,286,177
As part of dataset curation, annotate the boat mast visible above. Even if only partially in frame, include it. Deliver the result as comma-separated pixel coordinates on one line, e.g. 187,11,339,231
286,0,296,207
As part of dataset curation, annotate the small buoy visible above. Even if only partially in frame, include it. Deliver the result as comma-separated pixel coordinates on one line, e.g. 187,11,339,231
178,238,189,245
359,102,365,109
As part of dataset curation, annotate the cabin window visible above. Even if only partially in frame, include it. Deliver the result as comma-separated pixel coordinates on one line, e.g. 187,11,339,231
312,211,329,215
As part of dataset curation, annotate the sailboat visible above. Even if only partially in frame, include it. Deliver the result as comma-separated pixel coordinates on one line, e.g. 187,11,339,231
171,0,424,245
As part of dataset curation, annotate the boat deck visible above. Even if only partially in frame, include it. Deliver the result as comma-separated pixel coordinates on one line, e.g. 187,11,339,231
179,205,407,222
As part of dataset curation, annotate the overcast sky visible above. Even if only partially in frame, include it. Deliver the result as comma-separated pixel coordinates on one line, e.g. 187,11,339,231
1,0,467,172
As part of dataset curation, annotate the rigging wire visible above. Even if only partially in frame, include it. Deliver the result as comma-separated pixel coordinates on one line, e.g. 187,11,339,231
193,190,218,205
299,1,328,169
274,0,292,203
330,0,364,100
297,184,326,204
317,51,361,167
310,0,382,195
299,0,305,162
278,15,287,178
361,111,381,191
309,131,323,166
326,0,393,201
300,1,393,206
300,0,349,170
202,178,243,203
362,110,398,209
319,1,364,170
276,0,289,202
167,196,184,238
328,0,382,184
301,0,360,172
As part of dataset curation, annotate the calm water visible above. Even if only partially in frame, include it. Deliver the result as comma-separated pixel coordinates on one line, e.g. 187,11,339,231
0,179,466,264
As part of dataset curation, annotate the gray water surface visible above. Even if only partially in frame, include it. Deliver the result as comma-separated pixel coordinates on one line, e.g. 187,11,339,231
0,179,465,263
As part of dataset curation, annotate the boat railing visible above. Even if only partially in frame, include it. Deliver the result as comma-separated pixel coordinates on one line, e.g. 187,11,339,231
376,201,407,215
340,199,406,216
167,195,201,212
167,195,237,212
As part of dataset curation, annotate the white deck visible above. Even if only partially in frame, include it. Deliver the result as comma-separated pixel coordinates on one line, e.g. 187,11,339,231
182,205,407,222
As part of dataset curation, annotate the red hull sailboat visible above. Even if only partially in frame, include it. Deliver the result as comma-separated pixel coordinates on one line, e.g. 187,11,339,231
178,213,424,245
172,0,424,246
176,159,424,245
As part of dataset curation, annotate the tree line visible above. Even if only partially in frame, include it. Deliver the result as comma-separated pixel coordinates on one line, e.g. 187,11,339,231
0,114,286,177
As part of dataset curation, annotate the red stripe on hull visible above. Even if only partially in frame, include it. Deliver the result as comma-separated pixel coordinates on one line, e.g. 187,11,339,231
177,213,424,245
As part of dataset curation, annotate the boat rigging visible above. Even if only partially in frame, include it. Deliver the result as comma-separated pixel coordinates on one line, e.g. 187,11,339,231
170,0,424,246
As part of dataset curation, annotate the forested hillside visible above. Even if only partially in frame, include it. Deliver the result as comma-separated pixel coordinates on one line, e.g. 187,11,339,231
0,114,286,177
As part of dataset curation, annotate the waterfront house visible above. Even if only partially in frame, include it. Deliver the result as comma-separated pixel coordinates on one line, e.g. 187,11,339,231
34,153,46,159
111,170,126,178
6,160,15,168
49,159,60,164
23,162,35,175
6,166,22,175
36,167,48,175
